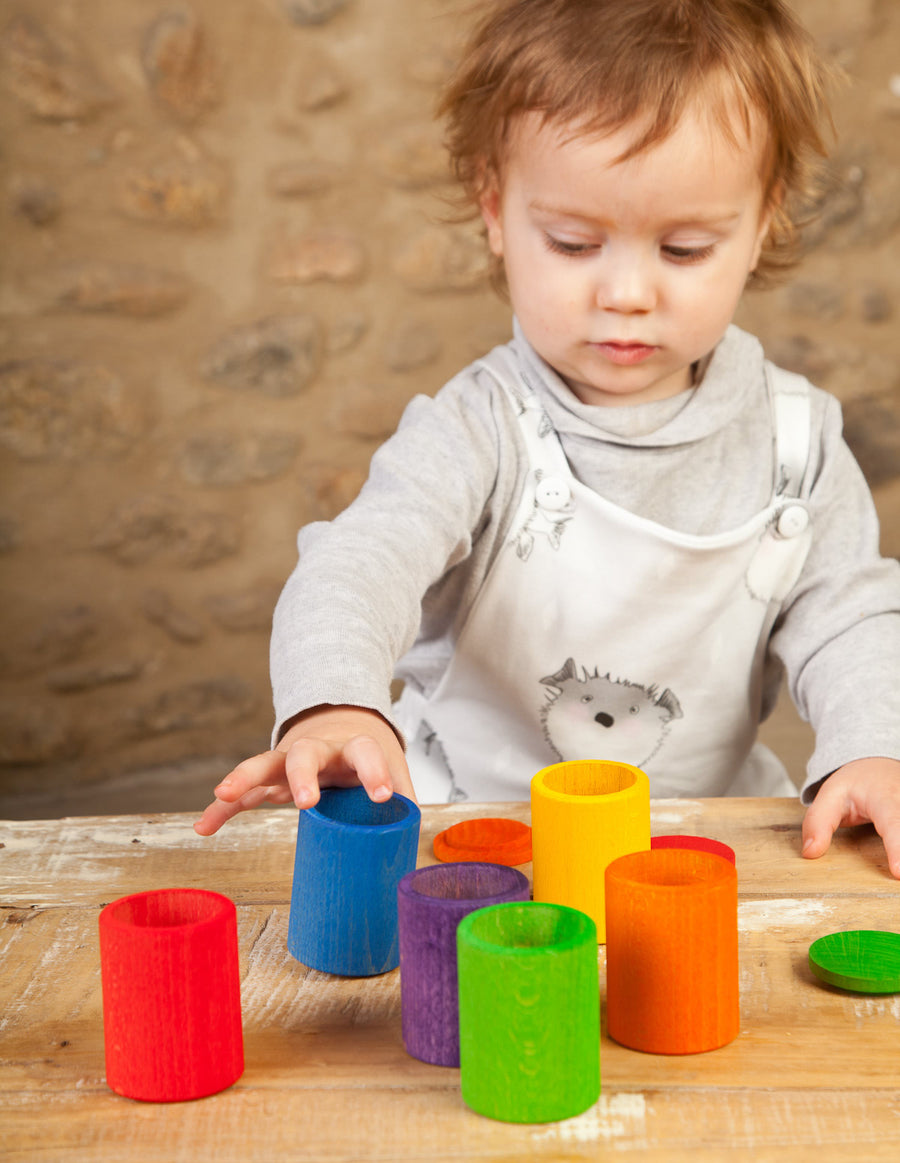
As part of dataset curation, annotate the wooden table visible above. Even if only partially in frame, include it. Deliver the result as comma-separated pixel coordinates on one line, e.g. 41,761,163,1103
3,798,900,1162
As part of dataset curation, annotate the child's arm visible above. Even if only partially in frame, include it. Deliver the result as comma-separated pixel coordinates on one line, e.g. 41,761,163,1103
193,705,414,836
801,756,900,879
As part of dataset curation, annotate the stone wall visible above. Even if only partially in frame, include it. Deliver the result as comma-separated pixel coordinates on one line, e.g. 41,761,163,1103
1,0,898,815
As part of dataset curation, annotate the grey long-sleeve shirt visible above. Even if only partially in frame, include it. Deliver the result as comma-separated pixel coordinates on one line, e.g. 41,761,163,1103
271,322,900,802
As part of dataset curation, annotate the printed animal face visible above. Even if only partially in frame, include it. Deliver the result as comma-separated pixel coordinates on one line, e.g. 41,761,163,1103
540,658,682,767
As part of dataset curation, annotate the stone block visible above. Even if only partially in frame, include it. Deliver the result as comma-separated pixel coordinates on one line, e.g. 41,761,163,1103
93,495,241,568
393,225,489,292
206,584,282,633
202,314,322,396
142,589,206,644
267,161,342,198
10,176,61,226
39,261,190,317
126,676,257,735
0,699,77,765
47,660,143,693
383,320,441,372
118,156,227,227
142,8,220,123
0,359,141,461
178,428,299,486
268,229,366,284
28,605,103,668
1,15,114,121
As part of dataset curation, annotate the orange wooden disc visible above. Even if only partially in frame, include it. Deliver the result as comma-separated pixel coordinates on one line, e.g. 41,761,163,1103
433,818,533,866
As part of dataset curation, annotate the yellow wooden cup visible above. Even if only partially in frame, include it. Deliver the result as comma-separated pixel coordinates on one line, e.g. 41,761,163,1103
531,760,650,943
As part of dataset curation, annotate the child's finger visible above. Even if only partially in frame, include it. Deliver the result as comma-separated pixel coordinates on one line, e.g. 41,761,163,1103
342,734,397,803
871,806,900,880
193,785,294,835
213,750,290,802
801,781,850,860
283,736,337,808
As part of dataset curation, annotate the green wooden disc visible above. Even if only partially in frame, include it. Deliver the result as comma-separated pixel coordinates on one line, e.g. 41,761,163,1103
808,930,900,994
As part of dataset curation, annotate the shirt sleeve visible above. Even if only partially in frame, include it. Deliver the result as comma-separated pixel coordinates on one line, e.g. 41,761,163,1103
268,371,504,745
767,391,900,802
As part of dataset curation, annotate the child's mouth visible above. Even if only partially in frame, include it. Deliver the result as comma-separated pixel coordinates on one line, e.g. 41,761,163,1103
593,341,657,366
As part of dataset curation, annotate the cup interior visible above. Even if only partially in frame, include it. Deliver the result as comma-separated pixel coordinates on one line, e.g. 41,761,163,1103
103,888,229,930
315,785,411,827
409,862,522,902
609,847,733,888
465,902,590,950
541,760,637,797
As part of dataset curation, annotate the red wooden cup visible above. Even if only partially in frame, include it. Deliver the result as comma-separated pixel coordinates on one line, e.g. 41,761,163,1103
99,888,244,1101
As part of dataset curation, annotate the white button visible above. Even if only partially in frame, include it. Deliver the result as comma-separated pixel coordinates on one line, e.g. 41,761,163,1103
776,505,810,538
535,476,571,510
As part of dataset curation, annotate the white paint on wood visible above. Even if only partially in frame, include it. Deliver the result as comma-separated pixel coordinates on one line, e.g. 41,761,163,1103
530,1092,647,1144
738,898,834,931
650,800,705,827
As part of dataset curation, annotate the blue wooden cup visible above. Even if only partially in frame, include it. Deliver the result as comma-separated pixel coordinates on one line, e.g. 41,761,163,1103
288,786,421,976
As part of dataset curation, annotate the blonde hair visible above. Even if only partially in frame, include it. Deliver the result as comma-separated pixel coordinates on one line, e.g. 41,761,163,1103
439,0,837,285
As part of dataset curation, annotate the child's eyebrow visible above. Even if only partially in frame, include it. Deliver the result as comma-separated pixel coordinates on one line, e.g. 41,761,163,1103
527,199,744,231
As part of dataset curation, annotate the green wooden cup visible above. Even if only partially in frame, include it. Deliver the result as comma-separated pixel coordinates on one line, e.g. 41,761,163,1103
457,900,600,1123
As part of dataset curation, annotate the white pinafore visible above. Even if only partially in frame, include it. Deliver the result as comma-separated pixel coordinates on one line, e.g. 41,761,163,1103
394,347,813,803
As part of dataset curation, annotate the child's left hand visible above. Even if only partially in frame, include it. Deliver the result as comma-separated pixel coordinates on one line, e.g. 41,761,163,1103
801,757,900,879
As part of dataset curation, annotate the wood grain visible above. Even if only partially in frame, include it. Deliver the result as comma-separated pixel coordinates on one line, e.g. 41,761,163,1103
3,798,900,1160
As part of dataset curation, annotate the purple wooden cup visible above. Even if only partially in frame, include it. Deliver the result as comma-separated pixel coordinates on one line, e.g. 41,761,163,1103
398,861,531,1066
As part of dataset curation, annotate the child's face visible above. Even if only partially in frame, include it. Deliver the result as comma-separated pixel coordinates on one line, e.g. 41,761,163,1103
480,105,773,406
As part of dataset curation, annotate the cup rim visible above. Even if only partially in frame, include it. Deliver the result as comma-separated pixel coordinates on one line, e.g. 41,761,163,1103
305,786,421,833
606,847,736,890
399,861,529,907
99,887,234,934
532,759,648,804
458,900,596,955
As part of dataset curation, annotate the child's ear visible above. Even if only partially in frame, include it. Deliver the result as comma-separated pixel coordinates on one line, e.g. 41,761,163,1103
479,179,505,257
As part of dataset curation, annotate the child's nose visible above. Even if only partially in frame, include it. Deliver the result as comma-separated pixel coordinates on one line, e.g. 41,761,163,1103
595,251,656,314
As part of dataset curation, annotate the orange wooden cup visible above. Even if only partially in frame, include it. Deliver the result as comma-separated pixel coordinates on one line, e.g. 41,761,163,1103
433,818,532,866
605,848,739,1055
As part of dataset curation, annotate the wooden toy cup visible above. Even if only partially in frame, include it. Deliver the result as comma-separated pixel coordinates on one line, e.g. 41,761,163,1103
531,760,650,942
457,901,600,1124
398,861,530,1066
605,847,740,1054
98,888,244,1102
433,817,532,866
288,786,421,976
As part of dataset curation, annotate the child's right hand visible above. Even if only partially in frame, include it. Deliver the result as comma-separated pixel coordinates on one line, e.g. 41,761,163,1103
192,705,414,836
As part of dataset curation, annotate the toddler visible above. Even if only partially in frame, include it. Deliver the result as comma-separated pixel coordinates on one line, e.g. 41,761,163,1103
196,0,900,876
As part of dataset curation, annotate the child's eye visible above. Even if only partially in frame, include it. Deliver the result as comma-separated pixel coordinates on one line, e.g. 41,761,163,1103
663,243,716,265
543,234,597,257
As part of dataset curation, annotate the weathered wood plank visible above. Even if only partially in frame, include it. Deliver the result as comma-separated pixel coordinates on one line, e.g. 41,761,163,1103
3,800,900,1161
4,1084,900,1162
1,799,894,911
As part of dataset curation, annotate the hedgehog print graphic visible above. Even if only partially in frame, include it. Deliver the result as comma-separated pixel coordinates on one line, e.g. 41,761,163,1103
539,658,683,766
